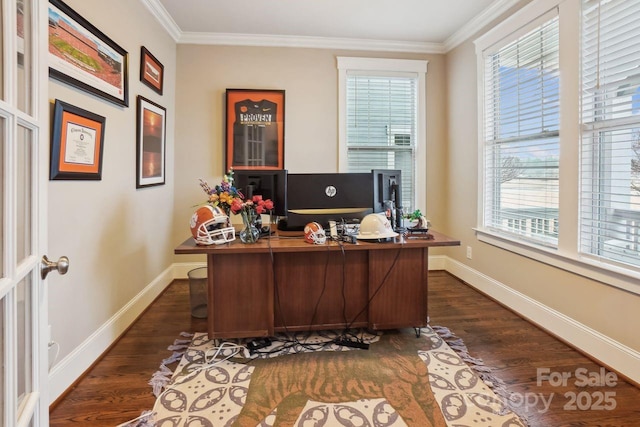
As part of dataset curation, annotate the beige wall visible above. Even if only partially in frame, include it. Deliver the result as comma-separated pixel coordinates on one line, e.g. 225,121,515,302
171,45,448,260
47,0,177,373
444,4,640,354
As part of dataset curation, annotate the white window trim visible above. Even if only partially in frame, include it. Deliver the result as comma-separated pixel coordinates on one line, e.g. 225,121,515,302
474,0,640,294
337,57,428,212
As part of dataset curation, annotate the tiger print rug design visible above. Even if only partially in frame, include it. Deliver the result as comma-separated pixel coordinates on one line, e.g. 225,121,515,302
145,327,526,427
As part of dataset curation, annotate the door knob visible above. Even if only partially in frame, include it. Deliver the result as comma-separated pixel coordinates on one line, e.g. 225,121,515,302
41,255,70,279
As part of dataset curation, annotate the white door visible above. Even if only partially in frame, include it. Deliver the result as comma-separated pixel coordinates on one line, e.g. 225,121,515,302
1,0,59,426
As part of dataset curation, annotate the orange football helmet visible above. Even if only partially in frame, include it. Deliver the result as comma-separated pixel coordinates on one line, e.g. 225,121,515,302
190,205,236,245
304,222,326,244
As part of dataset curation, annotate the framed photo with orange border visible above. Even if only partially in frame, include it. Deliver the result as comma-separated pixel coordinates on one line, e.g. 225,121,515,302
140,46,164,95
225,89,285,171
50,99,106,180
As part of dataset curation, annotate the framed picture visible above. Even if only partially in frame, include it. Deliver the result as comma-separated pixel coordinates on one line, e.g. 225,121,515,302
50,99,106,180
48,0,129,107
136,96,166,188
225,89,285,171
140,46,164,95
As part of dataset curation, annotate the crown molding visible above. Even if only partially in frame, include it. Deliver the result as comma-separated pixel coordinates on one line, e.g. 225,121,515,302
142,0,521,54
178,32,446,54
444,0,524,52
140,0,443,53
139,0,181,42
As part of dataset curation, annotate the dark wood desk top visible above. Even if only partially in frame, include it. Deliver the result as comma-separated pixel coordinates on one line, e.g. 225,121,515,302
175,229,460,255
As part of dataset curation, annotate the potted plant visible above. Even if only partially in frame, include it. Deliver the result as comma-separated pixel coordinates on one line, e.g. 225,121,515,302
403,209,430,230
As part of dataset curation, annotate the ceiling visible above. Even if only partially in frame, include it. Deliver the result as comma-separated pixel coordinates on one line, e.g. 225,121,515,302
145,0,520,53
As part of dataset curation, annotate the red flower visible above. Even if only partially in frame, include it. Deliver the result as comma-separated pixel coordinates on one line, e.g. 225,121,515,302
230,198,244,214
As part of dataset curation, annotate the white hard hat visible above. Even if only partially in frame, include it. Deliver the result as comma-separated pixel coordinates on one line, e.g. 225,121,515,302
356,213,399,240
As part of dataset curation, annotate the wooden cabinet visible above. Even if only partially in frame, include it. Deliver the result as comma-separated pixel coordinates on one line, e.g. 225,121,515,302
175,231,459,339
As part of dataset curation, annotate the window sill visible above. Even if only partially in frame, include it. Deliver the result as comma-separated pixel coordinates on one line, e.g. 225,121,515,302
474,228,640,296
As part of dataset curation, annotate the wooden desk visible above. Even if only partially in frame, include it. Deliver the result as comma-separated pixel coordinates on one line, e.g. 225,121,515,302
175,231,459,339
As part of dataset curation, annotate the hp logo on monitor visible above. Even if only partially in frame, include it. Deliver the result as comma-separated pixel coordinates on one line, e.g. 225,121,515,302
325,185,337,198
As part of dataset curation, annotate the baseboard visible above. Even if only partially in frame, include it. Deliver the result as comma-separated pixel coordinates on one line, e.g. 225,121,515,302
48,265,177,404
444,256,640,385
173,261,207,278
428,254,447,270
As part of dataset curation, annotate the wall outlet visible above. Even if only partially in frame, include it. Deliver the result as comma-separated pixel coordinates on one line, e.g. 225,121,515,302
466,246,472,259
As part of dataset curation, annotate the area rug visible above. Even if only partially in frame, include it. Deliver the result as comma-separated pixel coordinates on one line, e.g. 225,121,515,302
123,326,527,427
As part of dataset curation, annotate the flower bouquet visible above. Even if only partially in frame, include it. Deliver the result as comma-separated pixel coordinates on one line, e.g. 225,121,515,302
230,195,274,243
198,169,243,217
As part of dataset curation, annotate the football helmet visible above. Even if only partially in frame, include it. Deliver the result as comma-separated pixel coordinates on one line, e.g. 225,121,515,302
304,222,327,244
356,213,399,241
190,205,236,245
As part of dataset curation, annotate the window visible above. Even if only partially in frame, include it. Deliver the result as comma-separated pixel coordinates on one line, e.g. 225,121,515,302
474,0,640,288
337,57,427,213
479,10,560,248
580,0,640,268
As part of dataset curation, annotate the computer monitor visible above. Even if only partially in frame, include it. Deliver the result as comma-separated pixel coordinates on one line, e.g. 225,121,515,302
372,169,402,229
284,172,374,230
233,169,288,217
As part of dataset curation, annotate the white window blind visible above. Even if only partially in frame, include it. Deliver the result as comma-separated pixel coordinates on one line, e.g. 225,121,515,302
580,0,640,268
345,73,416,212
482,14,560,246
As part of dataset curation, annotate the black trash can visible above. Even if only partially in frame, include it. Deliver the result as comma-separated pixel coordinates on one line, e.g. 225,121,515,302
187,267,208,318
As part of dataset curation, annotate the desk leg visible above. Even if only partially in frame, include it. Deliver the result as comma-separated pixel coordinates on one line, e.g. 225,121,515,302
206,255,215,338
368,247,428,330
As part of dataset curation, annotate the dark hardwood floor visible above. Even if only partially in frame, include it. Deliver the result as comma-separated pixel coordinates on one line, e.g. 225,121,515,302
49,271,640,426
428,272,640,427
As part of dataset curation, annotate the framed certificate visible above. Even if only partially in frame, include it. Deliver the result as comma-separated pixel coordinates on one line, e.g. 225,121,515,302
50,99,106,180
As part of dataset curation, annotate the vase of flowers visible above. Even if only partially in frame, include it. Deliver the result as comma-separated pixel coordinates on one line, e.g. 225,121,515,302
231,195,274,243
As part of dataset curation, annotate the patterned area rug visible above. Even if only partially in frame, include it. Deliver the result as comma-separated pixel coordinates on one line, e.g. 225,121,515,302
123,326,527,427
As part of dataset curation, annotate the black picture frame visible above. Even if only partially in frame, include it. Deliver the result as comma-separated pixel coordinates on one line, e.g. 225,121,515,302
140,46,164,95
136,96,167,188
48,0,129,107
50,99,106,180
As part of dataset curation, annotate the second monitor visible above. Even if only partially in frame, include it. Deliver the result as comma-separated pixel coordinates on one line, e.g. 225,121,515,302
372,169,403,230
233,169,288,217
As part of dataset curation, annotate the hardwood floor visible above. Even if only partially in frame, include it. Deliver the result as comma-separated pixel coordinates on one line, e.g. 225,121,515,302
428,272,640,426
48,280,207,426
49,272,640,426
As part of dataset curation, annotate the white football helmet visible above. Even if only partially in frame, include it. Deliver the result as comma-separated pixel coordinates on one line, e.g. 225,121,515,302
190,205,236,245
304,222,327,244
356,213,399,241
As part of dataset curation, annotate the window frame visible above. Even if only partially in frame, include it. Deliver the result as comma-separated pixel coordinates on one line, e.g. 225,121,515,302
480,9,561,249
578,0,640,270
337,57,428,213
474,0,640,294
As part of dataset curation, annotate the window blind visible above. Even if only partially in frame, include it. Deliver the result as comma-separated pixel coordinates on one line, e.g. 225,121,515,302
482,14,560,246
345,74,416,212
580,0,640,268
